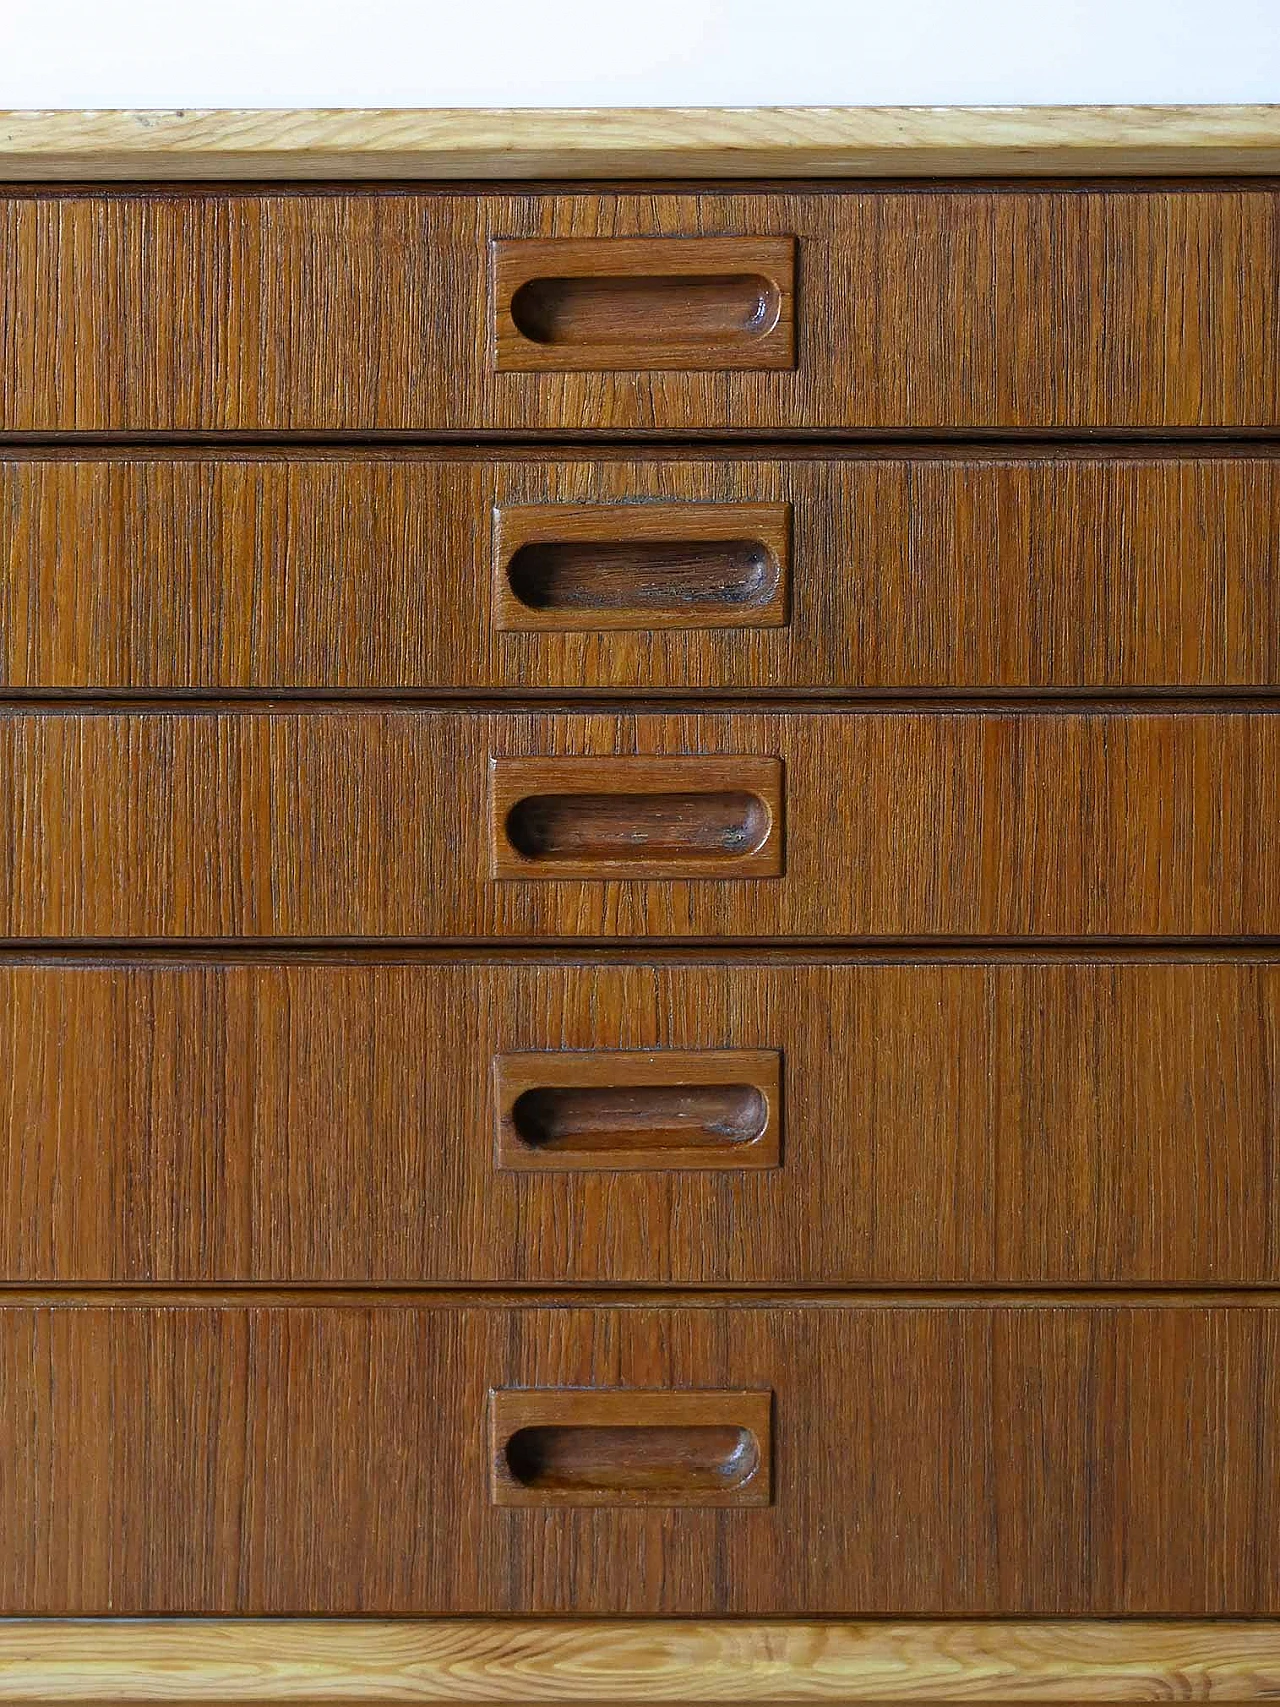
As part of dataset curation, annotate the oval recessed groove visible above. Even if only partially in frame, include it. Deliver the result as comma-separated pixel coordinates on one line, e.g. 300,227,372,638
509,273,781,348
506,538,779,615
511,1082,769,1155
504,790,771,864
503,1424,761,1494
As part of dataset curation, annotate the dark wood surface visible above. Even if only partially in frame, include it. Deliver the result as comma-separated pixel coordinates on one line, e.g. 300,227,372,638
2,708,1278,939
4,955,1277,1285
4,178,1278,1635
494,1044,782,1174
3,1297,1278,1615
493,495,793,635
1,187,1277,432
5,449,1280,694
488,1388,774,1507
492,236,797,372
490,754,784,880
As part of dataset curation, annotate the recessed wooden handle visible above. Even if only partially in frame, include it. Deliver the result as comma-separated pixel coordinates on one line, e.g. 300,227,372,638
512,274,778,347
493,502,792,632
514,1083,766,1150
509,538,772,610
493,237,796,371
506,789,769,861
490,756,784,880
495,1048,782,1171
490,1389,773,1507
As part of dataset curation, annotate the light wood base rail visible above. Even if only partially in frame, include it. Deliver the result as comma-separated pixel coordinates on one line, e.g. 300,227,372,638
2,1620,1280,1702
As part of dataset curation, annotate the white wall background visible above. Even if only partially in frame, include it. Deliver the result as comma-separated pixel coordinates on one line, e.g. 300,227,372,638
0,0,1276,109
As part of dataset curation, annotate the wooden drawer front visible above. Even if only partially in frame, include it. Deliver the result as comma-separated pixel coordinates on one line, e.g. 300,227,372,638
3,709,1278,939
2,188,1276,432
6,957,1279,1286
6,450,1280,693
4,1299,1278,1615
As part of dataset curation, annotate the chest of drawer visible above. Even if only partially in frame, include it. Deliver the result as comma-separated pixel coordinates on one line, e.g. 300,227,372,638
3,186,1277,434
6,1297,1279,1617
6,449,1280,694
4,105,1280,1682
4,707,1277,939
6,955,1279,1287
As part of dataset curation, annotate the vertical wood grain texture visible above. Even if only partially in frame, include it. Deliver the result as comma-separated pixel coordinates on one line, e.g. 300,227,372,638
2,958,1278,1286
493,1045,782,1174
5,172,1279,1652
489,754,784,880
1,188,1277,431
488,1388,774,1507
492,495,792,636
5,451,1280,691
1,709,1277,938
491,236,797,372
1,1299,1278,1615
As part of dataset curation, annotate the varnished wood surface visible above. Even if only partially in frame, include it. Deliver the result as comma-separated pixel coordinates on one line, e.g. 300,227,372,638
3,154,1275,1654
2,1298,1278,1614
8,450,1280,691
2,106,1279,181
4,957,1279,1285
2,189,1278,432
493,496,793,635
494,1045,782,1173
2,708,1278,940
490,754,784,879
6,1617,1280,1703
492,237,796,372
488,1388,773,1507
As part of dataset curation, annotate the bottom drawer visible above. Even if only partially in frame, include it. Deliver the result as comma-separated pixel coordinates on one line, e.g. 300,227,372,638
3,1298,1277,1616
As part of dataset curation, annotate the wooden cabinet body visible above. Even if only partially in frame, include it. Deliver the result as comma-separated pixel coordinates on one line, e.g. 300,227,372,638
1,110,1278,1694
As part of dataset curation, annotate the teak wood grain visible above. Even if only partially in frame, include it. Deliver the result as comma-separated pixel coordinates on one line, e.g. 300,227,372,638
4,956,1278,1286
492,496,792,636
3,1298,1279,1615
6,152,1279,1664
492,237,796,371
2,709,1278,940
494,1045,782,1173
2,188,1278,431
488,1388,773,1507
4,1616,1280,1703
6,450,1280,693
489,755,784,880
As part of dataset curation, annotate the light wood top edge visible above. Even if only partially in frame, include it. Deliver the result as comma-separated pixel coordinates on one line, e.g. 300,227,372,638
1,105,1279,179
2,1618,1280,1701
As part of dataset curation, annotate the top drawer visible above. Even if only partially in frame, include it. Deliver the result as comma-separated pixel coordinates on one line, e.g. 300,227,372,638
2,186,1277,434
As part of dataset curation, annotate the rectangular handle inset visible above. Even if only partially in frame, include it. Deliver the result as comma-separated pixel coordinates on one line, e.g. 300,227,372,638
489,756,784,880
492,237,796,372
490,1389,773,1508
493,502,792,633
495,1048,782,1171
